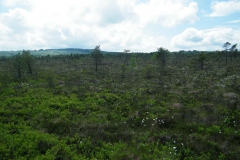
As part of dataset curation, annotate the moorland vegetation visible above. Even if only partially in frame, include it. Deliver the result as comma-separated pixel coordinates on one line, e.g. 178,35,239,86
0,44,239,159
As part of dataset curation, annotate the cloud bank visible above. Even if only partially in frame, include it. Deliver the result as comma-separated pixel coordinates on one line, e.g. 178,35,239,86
171,27,240,51
208,0,240,17
0,0,239,52
0,0,199,51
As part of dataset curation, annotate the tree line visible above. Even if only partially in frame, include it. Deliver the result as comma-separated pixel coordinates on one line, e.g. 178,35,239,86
0,42,238,86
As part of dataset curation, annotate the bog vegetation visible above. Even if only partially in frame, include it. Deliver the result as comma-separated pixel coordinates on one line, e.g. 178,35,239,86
0,44,240,159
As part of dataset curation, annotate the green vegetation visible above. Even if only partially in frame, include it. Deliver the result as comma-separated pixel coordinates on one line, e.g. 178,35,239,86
0,48,240,159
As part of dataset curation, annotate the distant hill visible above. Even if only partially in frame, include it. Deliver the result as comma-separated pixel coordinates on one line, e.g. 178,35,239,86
0,48,120,57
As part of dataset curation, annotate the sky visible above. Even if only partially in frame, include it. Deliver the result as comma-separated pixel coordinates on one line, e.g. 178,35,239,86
0,0,240,52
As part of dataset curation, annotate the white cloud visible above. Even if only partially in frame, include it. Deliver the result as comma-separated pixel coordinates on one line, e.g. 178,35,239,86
134,0,198,28
1,0,29,7
0,0,198,51
208,0,240,17
226,19,240,23
171,27,240,51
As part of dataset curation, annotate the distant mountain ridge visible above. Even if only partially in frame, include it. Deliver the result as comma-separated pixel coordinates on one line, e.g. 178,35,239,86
40,48,93,53
0,48,119,56
55,48,120,54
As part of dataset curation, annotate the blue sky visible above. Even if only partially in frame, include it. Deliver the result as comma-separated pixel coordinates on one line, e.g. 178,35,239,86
0,0,239,52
